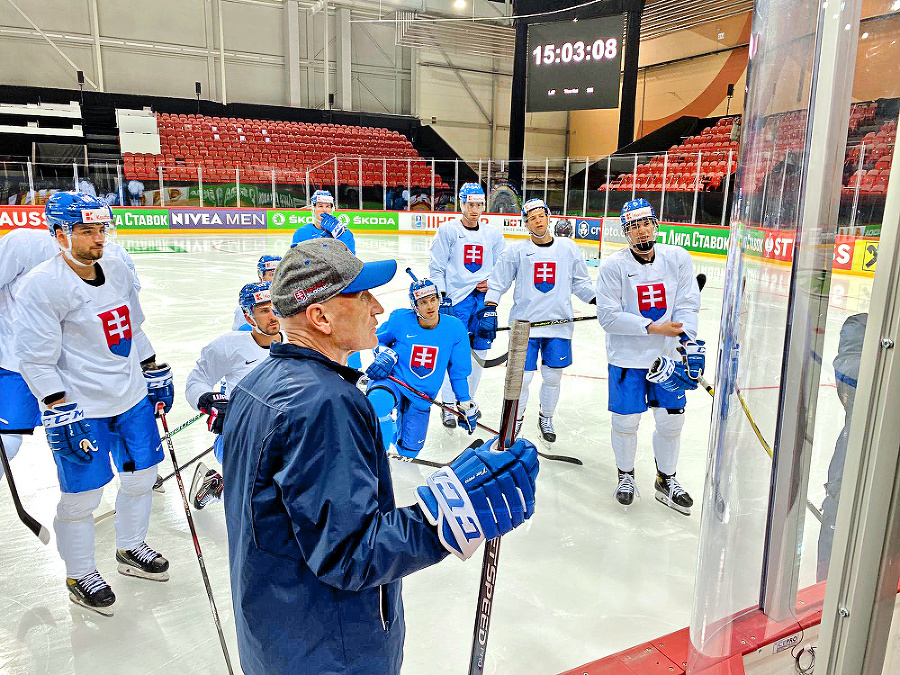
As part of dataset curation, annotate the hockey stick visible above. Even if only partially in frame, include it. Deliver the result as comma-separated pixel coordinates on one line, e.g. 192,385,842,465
159,443,216,485
0,436,50,544
497,315,596,332
160,413,203,441
156,407,235,675
474,316,599,368
387,439,485,470
468,319,531,675
385,375,582,465
697,377,823,522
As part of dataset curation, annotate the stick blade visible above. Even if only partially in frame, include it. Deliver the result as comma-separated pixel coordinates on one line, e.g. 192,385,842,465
37,524,51,545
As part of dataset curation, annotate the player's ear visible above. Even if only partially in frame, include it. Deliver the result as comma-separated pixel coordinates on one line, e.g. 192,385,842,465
304,303,333,335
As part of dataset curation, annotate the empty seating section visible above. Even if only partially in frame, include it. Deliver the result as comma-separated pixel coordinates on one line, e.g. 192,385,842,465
603,117,740,192
843,118,895,196
122,113,448,189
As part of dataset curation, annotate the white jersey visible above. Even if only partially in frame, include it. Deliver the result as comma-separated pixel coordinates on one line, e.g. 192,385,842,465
231,306,246,331
0,229,139,372
15,254,154,418
428,217,505,305
595,244,700,369
485,237,595,339
185,331,280,410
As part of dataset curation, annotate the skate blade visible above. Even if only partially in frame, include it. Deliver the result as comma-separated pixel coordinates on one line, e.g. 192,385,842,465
654,491,691,516
69,594,114,617
117,564,170,582
538,435,556,448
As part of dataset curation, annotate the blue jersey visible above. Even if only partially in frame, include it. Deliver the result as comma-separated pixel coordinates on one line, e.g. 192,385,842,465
291,222,356,254
376,309,472,401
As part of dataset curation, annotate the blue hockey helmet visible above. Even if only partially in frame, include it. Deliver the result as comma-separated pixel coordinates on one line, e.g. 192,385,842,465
620,198,658,252
406,268,439,317
521,197,550,220
257,254,282,279
311,189,334,206
239,281,273,315
45,191,113,236
458,183,485,205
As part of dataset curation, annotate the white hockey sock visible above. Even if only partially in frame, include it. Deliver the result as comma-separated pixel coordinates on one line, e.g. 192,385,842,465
0,434,23,479
610,413,641,473
518,370,536,413
538,365,563,417
468,351,487,396
439,374,455,405
652,407,685,475
55,488,103,579
115,466,157,552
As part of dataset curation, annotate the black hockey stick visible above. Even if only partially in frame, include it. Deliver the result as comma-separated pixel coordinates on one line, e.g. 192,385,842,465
387,439,485,470
468,319,531,675
474,316,598,368
159,443,216,484
497,315,596,332
385,375,582,465
0,436,50,544
156,407,235,675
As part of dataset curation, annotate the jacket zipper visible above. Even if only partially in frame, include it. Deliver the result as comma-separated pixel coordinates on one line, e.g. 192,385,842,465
379,585,388,630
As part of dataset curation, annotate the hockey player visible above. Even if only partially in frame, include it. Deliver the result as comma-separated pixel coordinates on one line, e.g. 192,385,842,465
595,198,702,515
186,281,282,509
428,182,504,427
222,239,539,675
13,191,174,615
231,254,281,331
290,189,356,254
365,270,478,458
0,207,141,480
483,198,595,443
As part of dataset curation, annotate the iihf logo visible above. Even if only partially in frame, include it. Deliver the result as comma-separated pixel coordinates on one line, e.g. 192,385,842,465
533,261,556,293
636,282,668,321
463,244,483,273
98,305,133,357
410,345,439,378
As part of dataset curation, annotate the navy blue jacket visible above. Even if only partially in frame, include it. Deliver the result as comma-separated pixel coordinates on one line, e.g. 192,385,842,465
222,342,448,675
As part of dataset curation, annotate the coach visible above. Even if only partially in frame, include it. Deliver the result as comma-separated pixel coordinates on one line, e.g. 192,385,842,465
222,239,539,675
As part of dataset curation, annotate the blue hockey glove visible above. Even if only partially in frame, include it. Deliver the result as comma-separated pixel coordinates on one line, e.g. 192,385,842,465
415,436,539,560
198,391,228,434
319,213,347,240
144,363,174,414
475,306,498,341
366,347,398,381
456,400,479,435
678,337,706,380
646,355,698,392
41,402,100,464
439,293,454,316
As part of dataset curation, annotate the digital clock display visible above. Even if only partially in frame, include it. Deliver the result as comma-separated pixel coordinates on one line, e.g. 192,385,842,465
526,15,626,112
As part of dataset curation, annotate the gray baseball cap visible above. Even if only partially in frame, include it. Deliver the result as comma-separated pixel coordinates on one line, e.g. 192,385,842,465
271,238,397,316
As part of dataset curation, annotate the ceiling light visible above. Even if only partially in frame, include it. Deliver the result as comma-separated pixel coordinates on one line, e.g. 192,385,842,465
454,0,466,8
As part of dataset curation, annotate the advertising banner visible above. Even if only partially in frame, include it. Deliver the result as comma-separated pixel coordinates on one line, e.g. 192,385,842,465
398,211,603,241
657,223,730,255
268,210,399,231
852,238,878,274
0,205,46,230
113,208,170,230
169,208,267,230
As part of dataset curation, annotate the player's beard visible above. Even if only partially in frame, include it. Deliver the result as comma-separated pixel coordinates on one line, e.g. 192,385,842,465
73,242,104,264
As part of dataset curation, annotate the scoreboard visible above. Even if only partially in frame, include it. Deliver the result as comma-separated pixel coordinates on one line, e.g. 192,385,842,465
526,14,626,112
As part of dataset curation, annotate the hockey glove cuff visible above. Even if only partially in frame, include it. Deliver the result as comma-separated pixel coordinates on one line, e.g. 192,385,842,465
438,293,454,316
42,402,100,464
144,363,174,415
475,306,498,341
198,392,229,434
456,400,479,435
365,346,398,381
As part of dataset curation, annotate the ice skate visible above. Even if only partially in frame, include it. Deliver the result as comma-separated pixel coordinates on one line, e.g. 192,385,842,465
67,570,116,616
190,461,223,510
655,472,693,516
441,404,458,429
614,469,638,507
116,542,170,581
538,414,556,444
